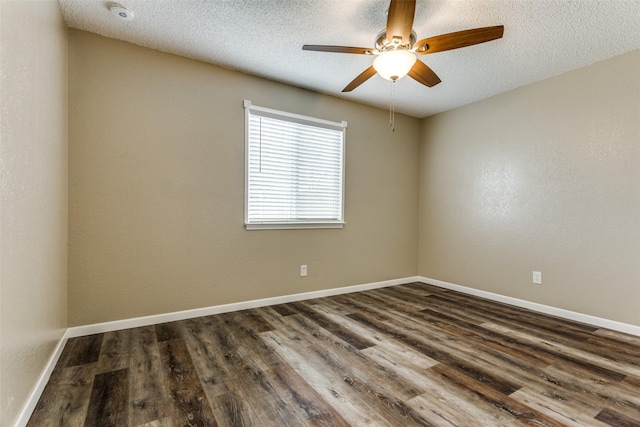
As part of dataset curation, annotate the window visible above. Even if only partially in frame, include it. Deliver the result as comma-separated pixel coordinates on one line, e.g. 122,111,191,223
244,100,346,230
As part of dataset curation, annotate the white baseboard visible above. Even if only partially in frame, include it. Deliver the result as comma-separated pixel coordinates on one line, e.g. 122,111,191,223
14,329,70,427
419,276,640,337
62,277,640,339
66,276,421,338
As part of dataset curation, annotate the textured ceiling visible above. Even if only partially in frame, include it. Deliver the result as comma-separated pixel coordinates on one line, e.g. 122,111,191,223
58,0,640,118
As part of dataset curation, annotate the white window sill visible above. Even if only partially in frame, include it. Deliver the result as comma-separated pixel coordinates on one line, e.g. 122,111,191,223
245,222,345,230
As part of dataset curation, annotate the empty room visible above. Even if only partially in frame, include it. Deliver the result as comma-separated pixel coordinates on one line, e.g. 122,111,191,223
1,0,639,426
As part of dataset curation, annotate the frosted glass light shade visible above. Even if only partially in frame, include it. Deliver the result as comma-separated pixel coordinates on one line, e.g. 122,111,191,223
373,50,417,81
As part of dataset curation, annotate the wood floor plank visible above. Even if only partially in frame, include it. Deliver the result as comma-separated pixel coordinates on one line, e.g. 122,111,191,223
586,334,640,360
246,307,312,348
487,316,640,370
209,391,260,427
181,318,231,399
373,309,548,388
623,374,640,388
266,365,352,427
287,301,376,350
203,314,309,426
331,294,394,323
343,291,554,379
416,305,553,368
61,333,104,367
96,329,132,374
30,282,640,426
401,282,452,297
219,311,284,371
232,308,275,333
273,307,426,402
595,407,640,427
313,302,439,371
541,366,640,421
427,290,599,335
183,317,261,425
154,322,183,342
594,328,640,346
409,296,636,383
510,385,611,427
345,309,523,396
407,386,517,426
366,304,550,394
129,326,167,426
263,330,391,426
263,329,425,426
380,283,440,300
27,364,96,426
428,364,566,427
270,303,298,316
135,418,173,427
367,288,431,311
84,368,130,427
482,322,634,380
157,338,218,426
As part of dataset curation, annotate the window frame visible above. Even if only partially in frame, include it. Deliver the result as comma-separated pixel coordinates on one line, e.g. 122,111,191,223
243,100,347,230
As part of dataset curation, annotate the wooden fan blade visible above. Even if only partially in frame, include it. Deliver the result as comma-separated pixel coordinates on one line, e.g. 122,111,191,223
386,0,416,45
414,25,504,54
303,45,375,55
342,66,377,92
407,60,441,87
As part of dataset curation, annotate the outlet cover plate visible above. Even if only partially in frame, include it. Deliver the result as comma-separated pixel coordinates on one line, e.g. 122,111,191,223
533,271,542,285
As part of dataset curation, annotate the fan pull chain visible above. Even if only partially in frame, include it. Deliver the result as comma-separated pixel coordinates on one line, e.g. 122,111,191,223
259,117,263,173
389,79,396,132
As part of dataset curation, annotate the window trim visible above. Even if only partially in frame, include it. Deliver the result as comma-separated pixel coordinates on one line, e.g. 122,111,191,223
243,100,347,230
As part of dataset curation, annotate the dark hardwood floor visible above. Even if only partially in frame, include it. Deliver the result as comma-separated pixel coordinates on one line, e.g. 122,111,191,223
28,282,640,426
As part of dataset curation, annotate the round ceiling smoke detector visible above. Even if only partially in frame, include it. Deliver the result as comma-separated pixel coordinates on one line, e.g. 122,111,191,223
109,4,134,21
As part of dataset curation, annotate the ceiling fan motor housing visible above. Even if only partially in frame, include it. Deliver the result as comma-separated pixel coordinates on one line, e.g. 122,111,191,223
375,29,417,52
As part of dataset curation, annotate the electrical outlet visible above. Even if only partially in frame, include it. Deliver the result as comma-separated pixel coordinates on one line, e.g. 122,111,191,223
300,264,307,277
533,271,542,285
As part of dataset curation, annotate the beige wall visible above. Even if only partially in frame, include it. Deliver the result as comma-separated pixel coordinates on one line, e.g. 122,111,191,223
68,30,420,326
419,50,640,326
0,1,68,425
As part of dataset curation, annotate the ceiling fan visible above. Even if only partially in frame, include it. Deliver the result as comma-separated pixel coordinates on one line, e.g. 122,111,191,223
303,0,504,92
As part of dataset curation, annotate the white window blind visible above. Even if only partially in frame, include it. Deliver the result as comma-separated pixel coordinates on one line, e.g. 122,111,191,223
244,100,346,230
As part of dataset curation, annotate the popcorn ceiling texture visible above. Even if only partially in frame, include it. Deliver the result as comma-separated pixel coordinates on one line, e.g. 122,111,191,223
58,0,640,118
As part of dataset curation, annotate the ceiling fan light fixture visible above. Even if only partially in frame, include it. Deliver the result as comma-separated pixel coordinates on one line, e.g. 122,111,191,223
373,49,417,81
